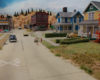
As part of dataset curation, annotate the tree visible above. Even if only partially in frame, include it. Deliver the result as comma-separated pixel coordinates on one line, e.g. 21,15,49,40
50,22,52,28
50,12,52,16
17,12,19,16
31,8,33,12
28,8,30,14
21,9,24,15
14,12,17,17
25,10,28,16
48,11,49,15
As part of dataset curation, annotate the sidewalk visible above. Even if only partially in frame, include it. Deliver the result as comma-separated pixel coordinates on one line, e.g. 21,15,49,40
0,34,7,40
32,32,60,46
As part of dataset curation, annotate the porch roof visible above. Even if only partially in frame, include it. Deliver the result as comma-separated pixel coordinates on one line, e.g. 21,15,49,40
53,23,72,26
79,20,99,25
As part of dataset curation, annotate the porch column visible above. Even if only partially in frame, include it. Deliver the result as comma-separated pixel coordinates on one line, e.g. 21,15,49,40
67,25,68,32
86,25,87,33
93,25,94,34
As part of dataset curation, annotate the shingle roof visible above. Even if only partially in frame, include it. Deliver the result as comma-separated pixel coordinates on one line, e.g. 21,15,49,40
91,1,100,9
79,20,99,25
53,23,72,26
58,12,77,17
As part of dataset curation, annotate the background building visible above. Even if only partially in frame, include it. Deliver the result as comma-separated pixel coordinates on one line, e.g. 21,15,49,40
31,12,48,30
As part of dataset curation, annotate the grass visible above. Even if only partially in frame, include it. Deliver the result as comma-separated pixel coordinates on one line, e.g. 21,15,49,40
0,34,3,37
0,34,10,50
41,39,100,80
41,40,57,49
51,39,56,43
80,65,93,75
30,33,36,37
42,33,45,36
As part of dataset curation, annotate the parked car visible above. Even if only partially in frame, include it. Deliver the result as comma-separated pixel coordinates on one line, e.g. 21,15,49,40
19,27,21,30
9,35,17,42
0,29,3,32
23,32,28,36
4,29,9,32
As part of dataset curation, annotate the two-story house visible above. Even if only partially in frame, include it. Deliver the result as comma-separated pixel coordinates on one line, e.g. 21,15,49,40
53,7,84,33
78,1,100,38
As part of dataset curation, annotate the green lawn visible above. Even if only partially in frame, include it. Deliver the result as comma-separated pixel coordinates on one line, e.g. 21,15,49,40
30,33,36,37
51,39,56,43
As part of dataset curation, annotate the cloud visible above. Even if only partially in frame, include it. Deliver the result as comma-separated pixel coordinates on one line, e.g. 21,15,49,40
0,0,100,15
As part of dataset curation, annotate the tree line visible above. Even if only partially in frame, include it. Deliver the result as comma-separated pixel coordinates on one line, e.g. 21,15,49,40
14,8,52,17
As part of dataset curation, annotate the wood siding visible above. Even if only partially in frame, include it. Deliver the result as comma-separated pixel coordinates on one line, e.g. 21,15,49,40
94,11,99,20
84,13,88,20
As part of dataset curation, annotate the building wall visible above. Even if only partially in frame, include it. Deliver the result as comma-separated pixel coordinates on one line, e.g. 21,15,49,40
94,11,99,20
84,13,88,20
84,11,99,20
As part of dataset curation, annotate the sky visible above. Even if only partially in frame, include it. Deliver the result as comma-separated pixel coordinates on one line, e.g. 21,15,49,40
0,0,100,15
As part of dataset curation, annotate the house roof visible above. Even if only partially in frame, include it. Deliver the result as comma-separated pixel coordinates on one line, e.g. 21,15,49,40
79,20,99,25
83,1,100,13
58,12,77,17
53,23,72,26
91,1,100,9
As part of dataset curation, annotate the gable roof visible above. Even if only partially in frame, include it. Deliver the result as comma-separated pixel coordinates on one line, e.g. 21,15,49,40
83,1,100,13
56,11,84,18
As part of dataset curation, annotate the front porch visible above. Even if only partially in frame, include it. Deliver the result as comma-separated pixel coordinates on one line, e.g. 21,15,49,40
78,24,99,38
56,25,72,33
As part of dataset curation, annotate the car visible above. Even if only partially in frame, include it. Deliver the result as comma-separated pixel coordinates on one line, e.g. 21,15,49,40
19,27,21,30
9,35,17,42
23,32,28,36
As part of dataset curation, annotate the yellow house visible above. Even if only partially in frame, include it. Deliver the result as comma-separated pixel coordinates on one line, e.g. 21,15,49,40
78,1,100,38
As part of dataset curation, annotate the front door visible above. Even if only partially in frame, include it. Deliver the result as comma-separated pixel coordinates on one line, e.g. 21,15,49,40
87,26,93,37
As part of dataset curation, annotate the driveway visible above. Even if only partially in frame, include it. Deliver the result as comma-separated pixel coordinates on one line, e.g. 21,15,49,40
0,29,97,80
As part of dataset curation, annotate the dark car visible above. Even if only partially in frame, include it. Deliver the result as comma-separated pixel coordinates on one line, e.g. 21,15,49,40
19,27,21,30
9,35,17,42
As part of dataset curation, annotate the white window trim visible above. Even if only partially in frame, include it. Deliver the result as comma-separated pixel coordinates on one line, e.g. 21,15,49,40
88,12,94,20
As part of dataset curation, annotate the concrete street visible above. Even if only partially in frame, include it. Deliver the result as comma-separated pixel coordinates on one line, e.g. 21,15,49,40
0,29,97,80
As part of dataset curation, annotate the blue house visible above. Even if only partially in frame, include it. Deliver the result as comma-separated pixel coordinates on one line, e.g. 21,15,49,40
53,7,84,33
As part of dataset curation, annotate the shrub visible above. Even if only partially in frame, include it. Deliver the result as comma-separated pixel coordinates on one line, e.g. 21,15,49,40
60,38,89,45
45,33,67,38
55,53,61,57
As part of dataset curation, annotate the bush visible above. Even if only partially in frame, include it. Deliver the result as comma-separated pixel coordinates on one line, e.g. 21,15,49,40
55,53,61,57
80,65,93,75
60,38,89,45
45,33,67,38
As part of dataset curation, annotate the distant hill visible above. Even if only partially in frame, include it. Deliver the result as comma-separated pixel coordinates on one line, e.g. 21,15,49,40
13,11,57,28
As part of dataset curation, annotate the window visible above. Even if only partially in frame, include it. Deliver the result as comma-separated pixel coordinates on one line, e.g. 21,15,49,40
65,18,67,22
43,15,47,18
90,5,93,9
94,27,98,34
89,12,94,20
77,13,79,16
58,18,60,23
75,25,78,30
74,17,76,23
79,17,81,22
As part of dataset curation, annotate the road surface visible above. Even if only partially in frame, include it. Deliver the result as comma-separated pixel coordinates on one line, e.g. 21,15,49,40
0,29,97,80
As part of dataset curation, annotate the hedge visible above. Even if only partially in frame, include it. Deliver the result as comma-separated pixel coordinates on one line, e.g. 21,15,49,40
55,37,81,43
45,33,67,38
60,38,89,44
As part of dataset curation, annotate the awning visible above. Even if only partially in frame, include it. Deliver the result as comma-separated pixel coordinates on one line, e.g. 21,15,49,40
79,20,99,25
53,23,72,26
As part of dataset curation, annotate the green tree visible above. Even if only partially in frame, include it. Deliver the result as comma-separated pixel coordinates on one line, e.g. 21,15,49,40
31,8,33,12
28,8,30,14
25,10,28,16
14,12,17,17
21,9,24,15
50,12,52,16
48,11,49,15
17,12,19,16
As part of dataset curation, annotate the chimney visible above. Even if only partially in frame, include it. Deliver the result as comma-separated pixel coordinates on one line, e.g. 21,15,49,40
63,7,67,12
74,9,76,12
